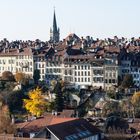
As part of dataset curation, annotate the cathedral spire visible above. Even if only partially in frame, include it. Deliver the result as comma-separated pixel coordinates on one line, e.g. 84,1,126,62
50,9,60,43
53,9,57,34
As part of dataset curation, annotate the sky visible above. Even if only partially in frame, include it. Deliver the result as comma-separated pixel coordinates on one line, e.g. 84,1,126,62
0,0,140,41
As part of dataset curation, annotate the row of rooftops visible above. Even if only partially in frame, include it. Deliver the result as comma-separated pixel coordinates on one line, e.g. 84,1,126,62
0,34,139,63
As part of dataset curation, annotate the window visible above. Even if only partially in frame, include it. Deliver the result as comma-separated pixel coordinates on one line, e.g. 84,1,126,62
113,73,116,77
8,60,11,64
46,69,49,73
78,78,80,82
42,75,45,79
42,69,44,74
112,79,116,83
93,77,96,82
65,70,68,75
50,69,52,73
54,69,56,73
69,70,72,75
78,71,80,76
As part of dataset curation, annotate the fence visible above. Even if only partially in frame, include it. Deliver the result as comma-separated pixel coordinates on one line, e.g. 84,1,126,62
0,135,47,140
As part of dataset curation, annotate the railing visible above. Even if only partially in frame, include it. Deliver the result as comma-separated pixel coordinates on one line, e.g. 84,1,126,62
0,135,47,140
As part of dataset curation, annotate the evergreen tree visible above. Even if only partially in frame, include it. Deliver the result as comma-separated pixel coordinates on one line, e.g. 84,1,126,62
54,81,64,112
7,90,27,113
121,74,134,88
33,69,40,84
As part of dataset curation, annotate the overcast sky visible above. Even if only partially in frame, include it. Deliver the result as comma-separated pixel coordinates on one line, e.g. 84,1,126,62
0,0,139,41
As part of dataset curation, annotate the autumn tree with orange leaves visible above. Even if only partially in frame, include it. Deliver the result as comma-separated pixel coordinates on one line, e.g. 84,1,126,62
15,72,25,84
23,87,48,117
131,91,140,117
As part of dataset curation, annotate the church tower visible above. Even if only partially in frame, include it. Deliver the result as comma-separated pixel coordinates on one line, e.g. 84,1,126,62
50,10,60,43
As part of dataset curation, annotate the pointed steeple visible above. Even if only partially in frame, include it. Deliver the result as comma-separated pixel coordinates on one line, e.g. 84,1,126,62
50,9,60,43
53,10,57,34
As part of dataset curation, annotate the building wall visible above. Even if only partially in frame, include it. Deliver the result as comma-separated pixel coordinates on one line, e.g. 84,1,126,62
0,56,16,76
46,61,63,83
16,55,34,78
91,66,104,89
0,55,33,78
73,63,91,86
104,65,118,90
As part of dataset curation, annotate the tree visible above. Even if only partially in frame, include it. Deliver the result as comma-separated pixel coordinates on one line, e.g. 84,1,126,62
102,101,121,117
104,116,129,133
120,99,134,118
107,90,116,99
33,69,40,84
7,90,27,113
131,91,140,117
0,105,15,134
50,80,57,91
54,81,64,112
2,71,14,81
118,76,122,86
121,74,134,88
131,91,140,105
47,101,55,112
14,72,25,84
23,87,47,117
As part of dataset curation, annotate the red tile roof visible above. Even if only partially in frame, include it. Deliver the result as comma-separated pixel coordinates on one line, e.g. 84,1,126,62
17,110,76,133
0,47,33,56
